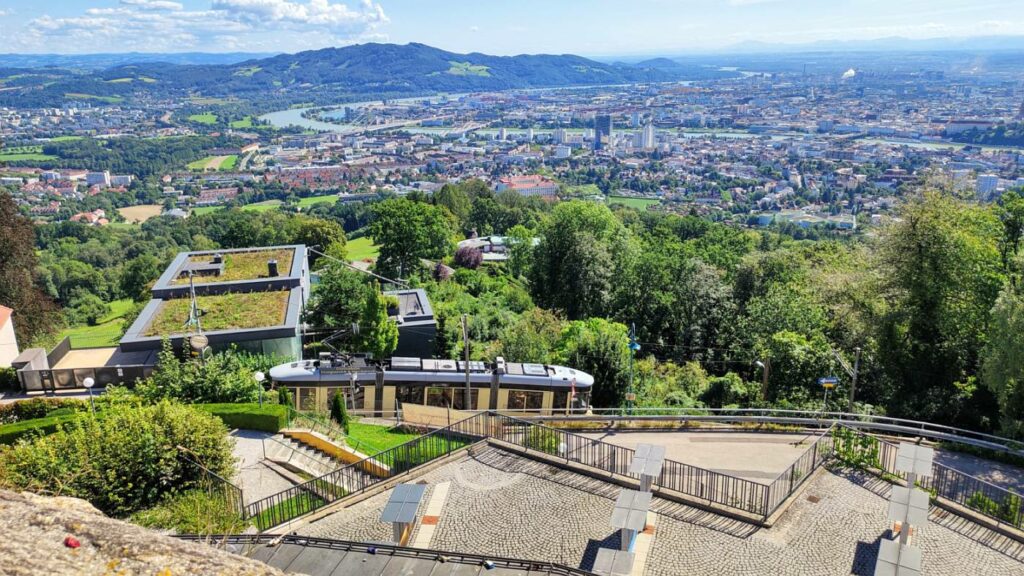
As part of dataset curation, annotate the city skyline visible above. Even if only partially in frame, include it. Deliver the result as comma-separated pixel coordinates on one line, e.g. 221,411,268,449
0,0,1023,56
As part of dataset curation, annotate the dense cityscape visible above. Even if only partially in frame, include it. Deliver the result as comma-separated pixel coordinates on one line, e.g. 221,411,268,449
1,1,1024,575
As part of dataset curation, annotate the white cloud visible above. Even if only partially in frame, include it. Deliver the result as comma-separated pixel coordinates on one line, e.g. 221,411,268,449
15,0,388,53
121,0,185,10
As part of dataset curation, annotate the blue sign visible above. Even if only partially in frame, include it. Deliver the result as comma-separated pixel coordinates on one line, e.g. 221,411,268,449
818,376,839,389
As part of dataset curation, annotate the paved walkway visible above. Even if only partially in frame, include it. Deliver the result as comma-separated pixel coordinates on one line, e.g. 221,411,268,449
230,429,295,505
298,446,1024,575
935,449,1024,494
580,430,820,481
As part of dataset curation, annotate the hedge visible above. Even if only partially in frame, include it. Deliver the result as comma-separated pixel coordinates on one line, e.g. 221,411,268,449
196,403,288,433
0,413,82,444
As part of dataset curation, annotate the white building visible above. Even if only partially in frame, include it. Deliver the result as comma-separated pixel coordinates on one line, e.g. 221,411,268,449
0,306,19,368
86,171,111,187
110,174,133,187
642,123,656,150
977,174,1000,197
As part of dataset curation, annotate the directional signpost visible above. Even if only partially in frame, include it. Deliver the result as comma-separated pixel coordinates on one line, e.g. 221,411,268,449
818,376,839,413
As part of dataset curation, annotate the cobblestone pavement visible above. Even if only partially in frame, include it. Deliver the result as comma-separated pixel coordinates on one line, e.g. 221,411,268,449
299,446,1024,575
230,429,295,505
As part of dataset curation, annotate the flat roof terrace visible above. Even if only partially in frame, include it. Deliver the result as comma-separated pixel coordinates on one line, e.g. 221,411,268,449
51,347,157,370
171,248,295,285
142,290,290,337
297,445,1024,576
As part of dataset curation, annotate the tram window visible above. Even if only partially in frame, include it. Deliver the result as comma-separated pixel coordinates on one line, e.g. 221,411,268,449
507,390,544,411
297,387,317,411
552,391,568,411
395,384,424,406
427,387,478,410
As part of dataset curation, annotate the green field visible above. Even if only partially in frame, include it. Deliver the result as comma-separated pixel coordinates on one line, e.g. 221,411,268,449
220,155,238,170
188,113,218,125
59,299,135,348
64,93,124,104
447,61,491,77
229,116,254,129
49,136,83,142
608,195,660,209
296,195,337,208
346,236,379,262
566,184,602,196
0,152,56,162
192,199,283,215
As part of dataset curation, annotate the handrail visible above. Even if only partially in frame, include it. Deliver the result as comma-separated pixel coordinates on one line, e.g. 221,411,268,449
179,453,245,514
764,424,836,515
286,408,373,456
263,435,336,475
175,534,598,575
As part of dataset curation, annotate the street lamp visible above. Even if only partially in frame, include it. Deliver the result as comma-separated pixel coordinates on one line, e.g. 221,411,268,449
254,371,265,406
83,377,96,414
755,359,770,402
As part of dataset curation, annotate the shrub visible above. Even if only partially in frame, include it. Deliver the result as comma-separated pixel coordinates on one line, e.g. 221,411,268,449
831,426,880,469
0,397,87,424
0,367,17,391
525,426,561,455
134,340,266,404
330,390,350,433
454,246,484,269
197,403,288,433
279,386,293,410
131,489,248,535
0,401,233,517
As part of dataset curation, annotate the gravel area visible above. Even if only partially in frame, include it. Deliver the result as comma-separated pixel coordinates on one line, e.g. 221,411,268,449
230,430,296,505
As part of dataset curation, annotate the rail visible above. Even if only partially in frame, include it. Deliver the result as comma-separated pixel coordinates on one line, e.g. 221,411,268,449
764,424,836,514
285,408,375,455
520,407,1024,457
244,412,489,531
492,413,773,518
263,435,337,477
181,453,245,515
836,427,1024,531
175,534,597,575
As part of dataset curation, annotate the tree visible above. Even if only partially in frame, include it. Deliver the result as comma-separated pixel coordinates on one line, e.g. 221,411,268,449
531,201,635,319
369,198,454,279
981,282,1024,438
135,340,263,404
67,291,110,326
997,190,1024,271
355,284,399,360
0,191,60,345
330,389,351,433
505,224,534,279
556,318,631,408
121,254,162,301
496,308,563,363
760,331,839,407
877,192,1005,425
304,263,369,330
434,183,472,223
453,246,483,269
289,216,346,267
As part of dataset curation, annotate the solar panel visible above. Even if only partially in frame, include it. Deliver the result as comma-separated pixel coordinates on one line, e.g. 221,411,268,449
895,443,934,477
592,548,635,576
380,484,427,524
629,444,666,477
522,363,548,376
875,538,922,576
887,486,930,526
610,489,651,531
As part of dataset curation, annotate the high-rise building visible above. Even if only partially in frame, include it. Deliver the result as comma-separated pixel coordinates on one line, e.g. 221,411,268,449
630,111,642,128
593,115,612,150
642,123,655,149
977,174,1000,197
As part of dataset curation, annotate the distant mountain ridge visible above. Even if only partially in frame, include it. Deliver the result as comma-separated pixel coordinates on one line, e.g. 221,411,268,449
0,52,277,70
0,43,737,108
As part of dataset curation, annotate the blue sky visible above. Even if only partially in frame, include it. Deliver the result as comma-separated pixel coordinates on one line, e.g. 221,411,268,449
0,0,1021,55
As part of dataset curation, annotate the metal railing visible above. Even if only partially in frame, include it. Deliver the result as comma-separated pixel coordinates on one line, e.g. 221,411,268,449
182,454,245,516
764,424,837,514
492,413,774,518
834,426,1024,531
287,408,375,456
525,407,1024,457
244,412,489,531
263,435,337,477
176,534,598,575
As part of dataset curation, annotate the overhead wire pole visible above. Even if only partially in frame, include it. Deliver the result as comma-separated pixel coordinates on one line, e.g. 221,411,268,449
828,344,862,412
305,243,409,286
461,314,471,411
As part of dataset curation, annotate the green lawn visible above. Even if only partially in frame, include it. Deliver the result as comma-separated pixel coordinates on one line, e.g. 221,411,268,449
172,248,294,284
346,236,379,262
188,113,218,125
59,299,135,348
296,195,337,208
220,155,238,170
49,136,83,142
229,116,254,129
346,421,423,455
565,184,602,196
447,61,491,77
608,195,660,210
196,199,284,214
252,492,325,531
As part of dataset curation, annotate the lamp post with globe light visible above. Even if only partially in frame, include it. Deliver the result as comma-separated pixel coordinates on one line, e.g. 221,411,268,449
83,377,96,414
254,371,265,407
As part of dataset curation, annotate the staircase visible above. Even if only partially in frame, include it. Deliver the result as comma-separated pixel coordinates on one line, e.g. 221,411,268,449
264,435,340,477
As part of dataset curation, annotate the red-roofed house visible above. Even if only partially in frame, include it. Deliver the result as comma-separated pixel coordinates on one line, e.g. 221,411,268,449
494,175,559,198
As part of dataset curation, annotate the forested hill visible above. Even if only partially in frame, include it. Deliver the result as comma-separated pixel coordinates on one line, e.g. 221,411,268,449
0,43,737,107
